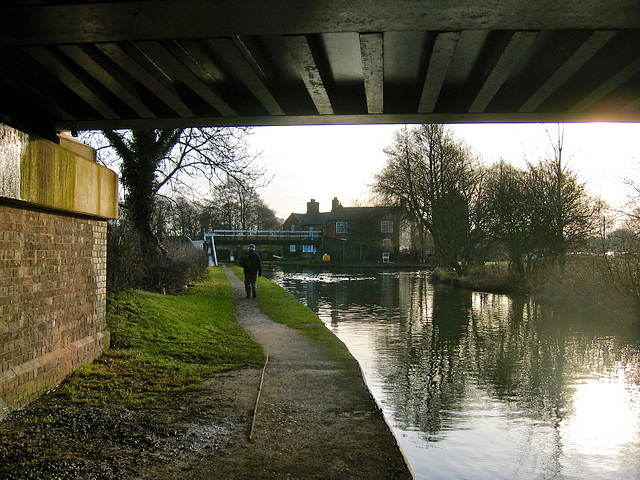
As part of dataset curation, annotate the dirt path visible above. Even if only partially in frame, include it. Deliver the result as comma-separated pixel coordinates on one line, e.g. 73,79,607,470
177,266,414,479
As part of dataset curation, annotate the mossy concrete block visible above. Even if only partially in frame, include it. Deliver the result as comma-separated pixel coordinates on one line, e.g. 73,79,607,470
58,132,96,161
0,124,26,199
74,156,100,214
98,165,119,219
0,123,118,219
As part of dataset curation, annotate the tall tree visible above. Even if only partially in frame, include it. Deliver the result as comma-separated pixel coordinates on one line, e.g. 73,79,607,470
480,161,535,278
210,178,280,231
102,129,180,255
373,124,482,274
154,196,201,239
82,127,261,255
480,130,601,281
526,126,601,268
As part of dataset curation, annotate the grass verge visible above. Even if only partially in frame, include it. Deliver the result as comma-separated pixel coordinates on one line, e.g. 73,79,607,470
228,265,354,364
54,267,264,409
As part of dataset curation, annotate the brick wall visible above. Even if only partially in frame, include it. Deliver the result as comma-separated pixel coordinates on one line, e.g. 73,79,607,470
0,202,110,420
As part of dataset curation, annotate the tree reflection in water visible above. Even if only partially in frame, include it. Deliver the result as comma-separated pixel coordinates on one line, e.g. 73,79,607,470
264,266,640,480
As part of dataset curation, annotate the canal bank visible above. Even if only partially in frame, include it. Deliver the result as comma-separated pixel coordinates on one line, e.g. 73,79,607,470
0,267,413,479
186,266,413,479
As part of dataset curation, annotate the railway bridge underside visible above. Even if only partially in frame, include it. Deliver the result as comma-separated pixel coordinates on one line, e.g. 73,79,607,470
1,0,640,139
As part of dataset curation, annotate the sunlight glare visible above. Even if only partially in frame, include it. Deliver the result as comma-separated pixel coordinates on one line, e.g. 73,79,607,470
561,368,640,463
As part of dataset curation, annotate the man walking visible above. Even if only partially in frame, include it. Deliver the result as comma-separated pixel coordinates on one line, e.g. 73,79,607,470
241,244,262,298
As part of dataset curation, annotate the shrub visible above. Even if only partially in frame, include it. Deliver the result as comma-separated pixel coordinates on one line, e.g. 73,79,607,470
107,218,208,293
532,254,637,320
106,219,146,292
147,238,209,294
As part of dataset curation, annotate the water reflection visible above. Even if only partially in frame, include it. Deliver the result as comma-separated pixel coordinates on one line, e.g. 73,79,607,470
264,267,640,480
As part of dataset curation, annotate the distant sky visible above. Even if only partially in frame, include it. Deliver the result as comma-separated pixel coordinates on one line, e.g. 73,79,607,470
247,123,640,220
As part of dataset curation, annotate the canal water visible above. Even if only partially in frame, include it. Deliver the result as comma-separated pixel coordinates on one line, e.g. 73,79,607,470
263,266,640,480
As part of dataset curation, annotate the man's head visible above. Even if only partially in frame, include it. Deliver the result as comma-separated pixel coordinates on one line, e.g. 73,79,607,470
249,244,256,250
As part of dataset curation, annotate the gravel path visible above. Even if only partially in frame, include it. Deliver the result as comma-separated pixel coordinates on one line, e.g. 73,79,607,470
183,266,414,479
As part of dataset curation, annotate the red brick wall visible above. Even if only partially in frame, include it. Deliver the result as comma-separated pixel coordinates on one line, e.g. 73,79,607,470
0,202,110,420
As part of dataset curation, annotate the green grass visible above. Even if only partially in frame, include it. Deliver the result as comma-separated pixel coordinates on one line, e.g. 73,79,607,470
53,264,360,409
55,267,264,408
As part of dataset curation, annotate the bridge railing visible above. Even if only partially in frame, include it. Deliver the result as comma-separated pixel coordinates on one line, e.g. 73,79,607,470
206,230,323,240
203,230,323,265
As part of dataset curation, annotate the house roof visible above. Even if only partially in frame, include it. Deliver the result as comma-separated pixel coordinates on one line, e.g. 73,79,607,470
288,205,404,227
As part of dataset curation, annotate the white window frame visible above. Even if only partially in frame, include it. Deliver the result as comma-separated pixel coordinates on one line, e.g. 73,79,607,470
381,220,393,233
303,226,317,253
336,221,348,234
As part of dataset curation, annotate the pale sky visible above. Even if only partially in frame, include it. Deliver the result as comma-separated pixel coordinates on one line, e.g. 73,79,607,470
247,123,640,220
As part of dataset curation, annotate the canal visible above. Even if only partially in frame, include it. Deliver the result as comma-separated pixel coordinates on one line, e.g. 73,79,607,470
263,266,640,480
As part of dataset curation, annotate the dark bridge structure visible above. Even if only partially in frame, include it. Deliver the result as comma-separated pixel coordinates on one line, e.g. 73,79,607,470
1,0,640,420
1,0,640,140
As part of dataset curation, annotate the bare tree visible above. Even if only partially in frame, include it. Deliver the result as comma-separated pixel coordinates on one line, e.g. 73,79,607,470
80,127,263,255
480,126,601,284
373,124,482,274
603,164,640,313
210,178,280,231
480,161,536,279
526,126,601,269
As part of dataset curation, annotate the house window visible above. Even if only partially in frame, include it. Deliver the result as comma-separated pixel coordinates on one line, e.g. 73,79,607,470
381,220,393,233
305,227,317,252
290,245,296,252
336,221,348,234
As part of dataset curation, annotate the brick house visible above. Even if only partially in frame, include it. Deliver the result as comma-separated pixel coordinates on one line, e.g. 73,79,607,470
283,198,411,261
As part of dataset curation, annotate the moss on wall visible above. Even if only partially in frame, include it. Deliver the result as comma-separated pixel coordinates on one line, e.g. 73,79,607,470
0,124,118,220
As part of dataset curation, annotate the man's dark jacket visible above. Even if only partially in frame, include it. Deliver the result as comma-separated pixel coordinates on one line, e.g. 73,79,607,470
245,250,262,277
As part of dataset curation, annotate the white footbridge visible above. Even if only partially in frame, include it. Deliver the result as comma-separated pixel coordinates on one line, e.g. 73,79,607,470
203,230,323,266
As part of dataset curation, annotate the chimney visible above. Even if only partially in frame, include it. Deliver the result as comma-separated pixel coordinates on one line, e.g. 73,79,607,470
307,199,320,215
331,197,342,211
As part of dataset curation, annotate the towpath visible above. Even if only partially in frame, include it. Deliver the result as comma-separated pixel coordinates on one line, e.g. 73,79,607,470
185,266,414,479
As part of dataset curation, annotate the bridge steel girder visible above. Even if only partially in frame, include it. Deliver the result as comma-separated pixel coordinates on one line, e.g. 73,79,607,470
0,0,639,139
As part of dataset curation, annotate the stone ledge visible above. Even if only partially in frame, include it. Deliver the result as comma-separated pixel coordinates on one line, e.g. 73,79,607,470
0,123,119,220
